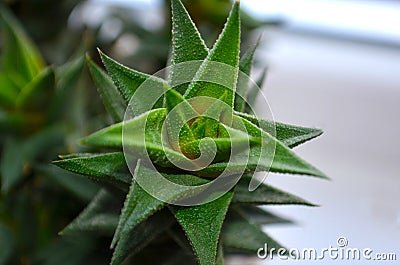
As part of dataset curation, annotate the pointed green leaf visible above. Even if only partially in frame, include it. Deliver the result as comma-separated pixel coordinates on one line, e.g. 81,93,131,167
222,210,285,253
196,115,327,178
61,189,121,235
0,5,45,83
53,152,131,191
170,0,208,94
235,40,259,112
99,50,165,111
184,1,240,107
111,165,166,249
233,176,314,205
87,55,126,122
170,0,208,65
111,163,209,265
172,191,233,265
81,109,198,168
15,67,55,110
111,209,175,265
236,111,323,148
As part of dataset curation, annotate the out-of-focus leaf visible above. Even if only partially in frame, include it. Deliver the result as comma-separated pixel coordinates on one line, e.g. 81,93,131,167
172,191,233,265
34,234,96,265
38,164,99,202
0,5,45,83
87,55,125,122
222,210,285,253
15,67,55,110
236,111,323,148
235,205,293,225
245,67,267,111
0,74,18,107
0,125,64,193
233,176,314,205
235,41,259,112
53,152,131,192
62,189,121,235
216,242,224,265
48,55,84,121
0,223,14,265
184,1,240,108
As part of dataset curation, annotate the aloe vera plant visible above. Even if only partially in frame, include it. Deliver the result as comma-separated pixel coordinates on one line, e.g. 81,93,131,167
54,0,326,264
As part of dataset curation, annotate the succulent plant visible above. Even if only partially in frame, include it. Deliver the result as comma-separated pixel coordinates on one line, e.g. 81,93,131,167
54,0,326,264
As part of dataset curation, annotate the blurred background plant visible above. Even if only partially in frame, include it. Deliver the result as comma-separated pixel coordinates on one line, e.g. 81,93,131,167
0,0,279,264
0,4,104,265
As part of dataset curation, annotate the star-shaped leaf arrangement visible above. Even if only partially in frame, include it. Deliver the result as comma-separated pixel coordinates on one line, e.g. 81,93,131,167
54,0,326,264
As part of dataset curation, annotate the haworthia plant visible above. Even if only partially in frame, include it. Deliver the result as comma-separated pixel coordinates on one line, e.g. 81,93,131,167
54,0,326,264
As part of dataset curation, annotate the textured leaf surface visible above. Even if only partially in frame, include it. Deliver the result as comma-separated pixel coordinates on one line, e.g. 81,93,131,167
111,209,175,265
170,0,208,94
222,210,285,253
170,0,208,65
172,191,233,265
100,50,165,112
111,163,208,265
81,109,194,168
236,111,323,148
184,1,240,107
87,56,126,122
197,115,326,178
53,152,131,191
233,177,314,205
